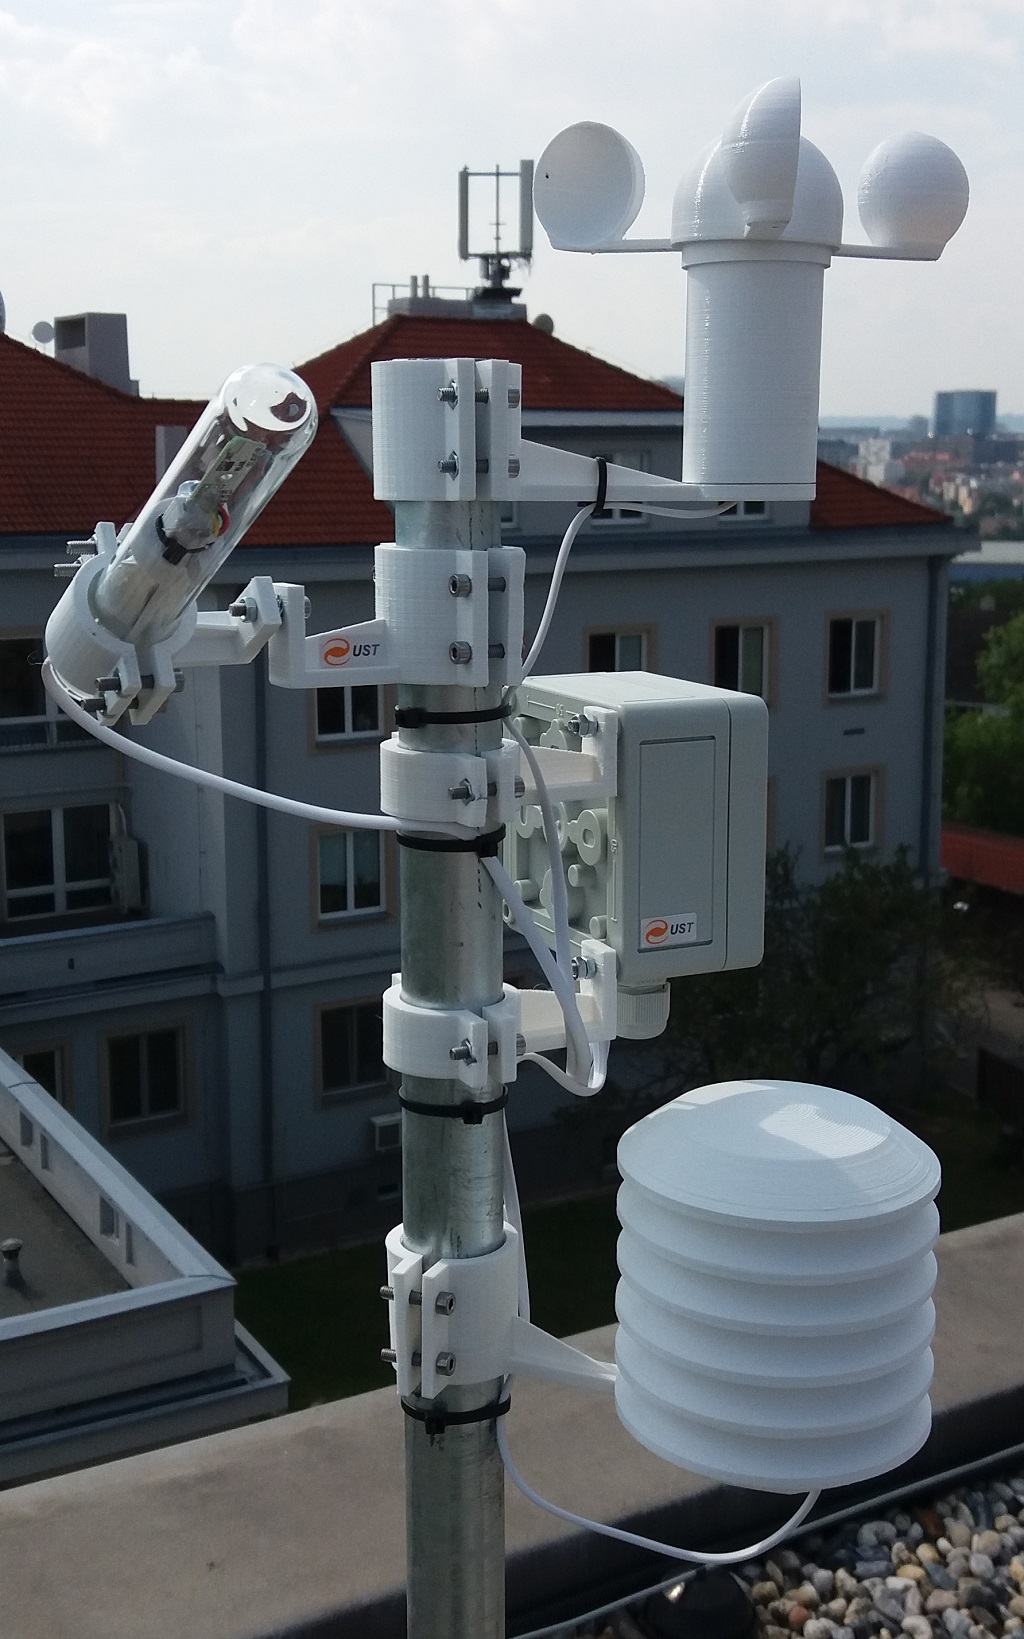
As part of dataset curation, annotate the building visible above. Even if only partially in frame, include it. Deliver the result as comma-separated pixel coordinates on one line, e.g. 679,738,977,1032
0,299,955,1262
933,390,998,440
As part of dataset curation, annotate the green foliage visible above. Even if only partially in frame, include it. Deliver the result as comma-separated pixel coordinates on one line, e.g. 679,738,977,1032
978,611,1024,708
562,847,968,1146
944,707,1024,836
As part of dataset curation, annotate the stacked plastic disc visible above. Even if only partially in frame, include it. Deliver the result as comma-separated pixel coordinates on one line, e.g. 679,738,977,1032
615,1080,940,1493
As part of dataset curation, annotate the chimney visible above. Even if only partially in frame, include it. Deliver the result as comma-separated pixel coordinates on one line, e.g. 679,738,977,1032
54,313,139,395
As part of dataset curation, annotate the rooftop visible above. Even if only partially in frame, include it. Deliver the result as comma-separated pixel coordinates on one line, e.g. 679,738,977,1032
0,316,949,547
0,1138,126,1318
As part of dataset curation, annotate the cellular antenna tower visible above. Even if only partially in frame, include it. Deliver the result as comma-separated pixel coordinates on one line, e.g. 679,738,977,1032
458,160,534,293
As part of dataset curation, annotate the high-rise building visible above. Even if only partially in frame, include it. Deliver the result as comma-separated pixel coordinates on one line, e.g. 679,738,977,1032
932,390,997,439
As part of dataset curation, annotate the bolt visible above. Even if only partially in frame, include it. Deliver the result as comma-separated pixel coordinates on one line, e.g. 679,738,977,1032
513,776,526,799
412,1351,422,1368
448,779,476,803
67,537,97,555
437,381,458,407
571,956,597,981
487,576,507,592
435,1352,456,1377
508,457,521,477
488,643,506,660
515,1033,527,1056
52,562,77,580
95,676,121,694
449,1039,477,1064
508,388,521,408
448,573,472,598
476,458,490,475
438,452,459,477
379,1284,395,1302
173,670,185,693
475,387,490,403
380,1347,397,1364
449,641,472,665
229,595,258,621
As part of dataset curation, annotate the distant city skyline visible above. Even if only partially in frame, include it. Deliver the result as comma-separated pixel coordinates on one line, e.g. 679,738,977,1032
0,1,1019,412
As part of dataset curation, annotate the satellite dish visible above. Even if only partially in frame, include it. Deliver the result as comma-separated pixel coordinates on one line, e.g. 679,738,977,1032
534,122,645,249
32,320,55,345
720,77,801,236
858,132,969,252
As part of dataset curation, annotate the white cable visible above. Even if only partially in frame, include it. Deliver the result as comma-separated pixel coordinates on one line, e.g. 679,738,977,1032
521,1039,607,1097
520,504,594,684
502,1122,530,1324
498,1416,820,1566
42,661,462,837
484,855,593,1076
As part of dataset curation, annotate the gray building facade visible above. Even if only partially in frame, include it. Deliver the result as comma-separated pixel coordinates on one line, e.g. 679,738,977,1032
0,312,955,1262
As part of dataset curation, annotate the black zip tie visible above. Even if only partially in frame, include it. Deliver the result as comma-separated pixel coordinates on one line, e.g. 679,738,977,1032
402,1392,511,1436
394,700,512,729
398,1088,508,1124
396,826,505,856
593,455,609,517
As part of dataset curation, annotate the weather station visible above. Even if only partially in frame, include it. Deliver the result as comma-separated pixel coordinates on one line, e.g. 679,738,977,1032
42,77,968,1639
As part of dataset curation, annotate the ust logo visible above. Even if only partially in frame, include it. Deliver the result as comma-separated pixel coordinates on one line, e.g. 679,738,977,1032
641,914,698,949
322,639,384,667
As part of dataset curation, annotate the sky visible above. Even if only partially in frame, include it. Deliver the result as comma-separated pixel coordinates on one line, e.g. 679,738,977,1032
0,0,1020,415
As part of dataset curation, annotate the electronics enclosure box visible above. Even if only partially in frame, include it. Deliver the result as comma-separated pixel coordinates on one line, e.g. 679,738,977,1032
510,672,768,985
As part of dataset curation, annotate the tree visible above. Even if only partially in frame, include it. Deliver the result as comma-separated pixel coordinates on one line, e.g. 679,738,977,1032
560,847,972,1148
945,608,1024,837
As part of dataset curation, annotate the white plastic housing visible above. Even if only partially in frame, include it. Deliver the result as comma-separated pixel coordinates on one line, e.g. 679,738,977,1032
858,132,969,253
46,365,317,703
508,674,768,1011
615,1080,940,1493
533,122,645,249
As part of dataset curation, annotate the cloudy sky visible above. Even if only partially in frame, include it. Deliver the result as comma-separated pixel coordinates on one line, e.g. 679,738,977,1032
0,0,1019,414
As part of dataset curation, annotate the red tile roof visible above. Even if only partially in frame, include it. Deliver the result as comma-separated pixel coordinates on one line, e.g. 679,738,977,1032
298,314,683,412
0,320,951,546
942,823,1024,896
810,461,950,530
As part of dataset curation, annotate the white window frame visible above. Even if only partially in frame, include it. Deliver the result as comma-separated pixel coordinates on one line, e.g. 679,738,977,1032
314,684,385,744
317,829,385,920
317,999,386,1101
587,629,649,671
0,634,91,750
827,615,881,698
714,621,769,700
824,772,876,852
718,500,769,522
1,803,114,922
104,1025,187,1130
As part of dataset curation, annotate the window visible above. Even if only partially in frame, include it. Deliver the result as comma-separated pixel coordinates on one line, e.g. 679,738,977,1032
588,630,648,671
319,1001,385,1099
593,450,650,523
318,829,384,918
315,685,383,741
106,1028,184,1126
828,616,880,696
1,804,112,921
714,623,769,699
719,500,768,520
14,1046,69,1108
0,637,89,749
824,772,876,851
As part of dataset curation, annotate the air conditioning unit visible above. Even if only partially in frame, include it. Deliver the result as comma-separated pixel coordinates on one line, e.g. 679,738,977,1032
371,1114,402,1154
109,835,143,912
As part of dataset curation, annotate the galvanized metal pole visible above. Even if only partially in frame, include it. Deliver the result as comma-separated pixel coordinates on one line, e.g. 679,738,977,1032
395,498,507,1639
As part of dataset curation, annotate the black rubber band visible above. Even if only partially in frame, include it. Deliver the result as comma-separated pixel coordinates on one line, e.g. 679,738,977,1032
402,1392,511,1434
593,455,609,517
395,700,512,729
397,826,505,857
398,1088,508,1124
